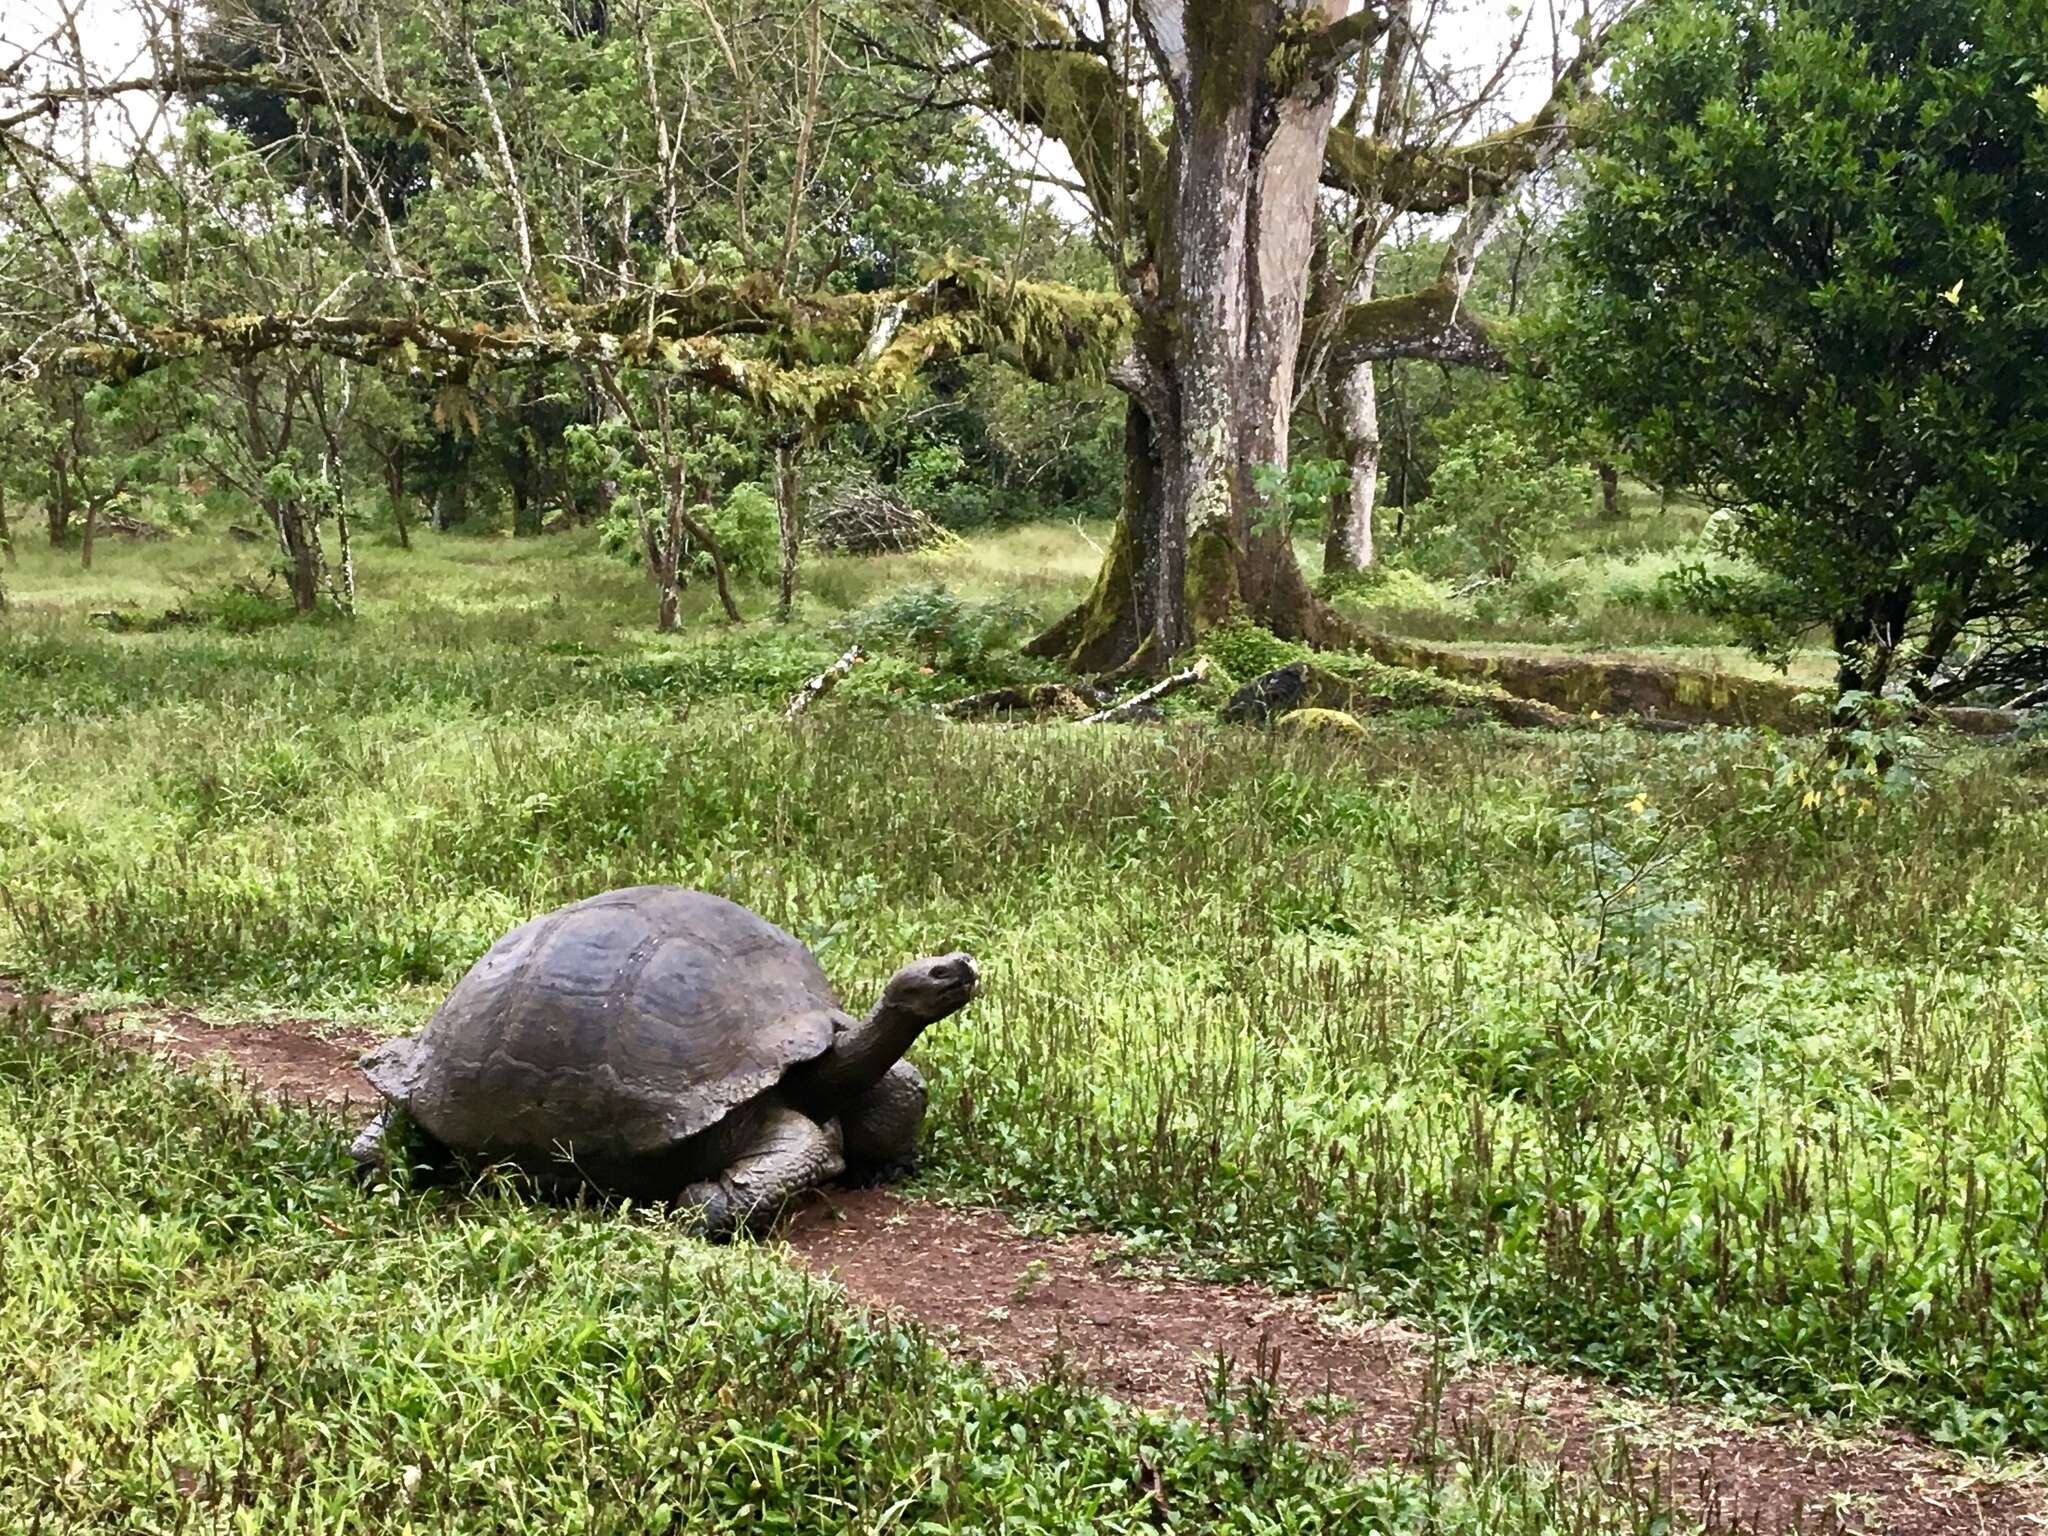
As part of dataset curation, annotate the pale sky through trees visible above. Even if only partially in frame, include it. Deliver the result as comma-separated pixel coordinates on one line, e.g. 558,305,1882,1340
4,0,1568,211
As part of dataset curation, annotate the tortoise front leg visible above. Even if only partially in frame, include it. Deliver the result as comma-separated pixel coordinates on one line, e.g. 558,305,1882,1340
680,1107,844,1238
840,1060,927,1183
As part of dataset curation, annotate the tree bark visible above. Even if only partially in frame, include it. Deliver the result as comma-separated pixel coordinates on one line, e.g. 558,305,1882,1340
81,498,97,570
268,500,326,612
775,432,802,622
0,478,14,566
1031,0,1370,673
49,451,71,546
1598,461,1622,521
1324,357,1380,571
1026,396,1174,671
385,449,413,549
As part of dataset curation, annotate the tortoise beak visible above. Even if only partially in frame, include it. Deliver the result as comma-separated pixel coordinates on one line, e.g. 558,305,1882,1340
934,952,979,1001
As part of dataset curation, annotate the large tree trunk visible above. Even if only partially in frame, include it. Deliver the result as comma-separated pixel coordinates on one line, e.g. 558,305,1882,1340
1028,399,1173,670
998,0,1594,672
1032,0,1358,673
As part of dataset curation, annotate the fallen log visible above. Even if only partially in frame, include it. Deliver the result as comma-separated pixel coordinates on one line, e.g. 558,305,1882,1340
786,645,863,719
1352,634,1813,728
97,510,169,540
945,682,1111,721
1221,660,1575,731
1351,635,2025,736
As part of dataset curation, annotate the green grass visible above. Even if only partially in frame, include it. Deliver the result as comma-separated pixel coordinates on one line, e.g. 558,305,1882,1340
5,525,2048,1464
1308,487,1831,665
3,1009,1669,1534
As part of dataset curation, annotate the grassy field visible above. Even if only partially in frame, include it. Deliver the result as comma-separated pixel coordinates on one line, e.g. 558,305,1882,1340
3,519,2047,1513
7,1012,1673,1533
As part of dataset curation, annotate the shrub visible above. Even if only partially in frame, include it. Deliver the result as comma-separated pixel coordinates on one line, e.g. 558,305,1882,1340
836,584,1035,672
1404,394,1592,582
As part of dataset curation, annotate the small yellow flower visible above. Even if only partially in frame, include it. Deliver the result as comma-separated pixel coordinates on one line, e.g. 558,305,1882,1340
1627,793,1648,816
1800,789,1823,810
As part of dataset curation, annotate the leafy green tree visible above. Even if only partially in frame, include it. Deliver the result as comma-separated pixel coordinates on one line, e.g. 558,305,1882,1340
6,0,1633,660
1403,391,1591,582
1544,0,2048,699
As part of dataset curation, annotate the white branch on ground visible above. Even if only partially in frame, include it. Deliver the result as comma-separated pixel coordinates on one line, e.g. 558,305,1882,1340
786,645,864,719
1081,658,1210,724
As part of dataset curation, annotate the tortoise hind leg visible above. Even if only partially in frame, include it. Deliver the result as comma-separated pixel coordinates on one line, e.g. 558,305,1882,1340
680,1107,844,1238
840,1060,927,1185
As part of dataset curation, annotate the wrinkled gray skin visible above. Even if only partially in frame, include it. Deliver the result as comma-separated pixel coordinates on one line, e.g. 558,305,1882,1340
351,886,977,1237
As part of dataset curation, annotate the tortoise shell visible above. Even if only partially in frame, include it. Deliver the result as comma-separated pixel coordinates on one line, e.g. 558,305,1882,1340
363,886,846,1176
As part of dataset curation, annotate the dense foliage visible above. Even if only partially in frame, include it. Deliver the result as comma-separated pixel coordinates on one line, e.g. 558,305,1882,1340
1546,0,2048,698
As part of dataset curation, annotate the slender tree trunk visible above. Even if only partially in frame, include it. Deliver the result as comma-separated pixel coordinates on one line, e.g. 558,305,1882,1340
81,498,98,570
0,479,15,566
268,502,325,612
655,526,682,631
1325,358,1380,571
49,454,71,546
1598,462,1623,521
638,487,684,634
684,497,744,624
333,502,357,614
387,453,413,550
775,432,802,622
510,403,543,536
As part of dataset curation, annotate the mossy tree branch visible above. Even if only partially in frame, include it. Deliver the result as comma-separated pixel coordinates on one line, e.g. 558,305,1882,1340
48,266,1134,425
931,0,1166,247
0,60,469,149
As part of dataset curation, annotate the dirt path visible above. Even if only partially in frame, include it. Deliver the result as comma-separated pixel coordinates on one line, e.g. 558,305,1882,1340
14,989,2044,1536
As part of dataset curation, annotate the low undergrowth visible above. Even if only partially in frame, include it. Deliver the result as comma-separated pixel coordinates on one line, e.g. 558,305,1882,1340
4,531,2048,1456
0,1008,1667,1534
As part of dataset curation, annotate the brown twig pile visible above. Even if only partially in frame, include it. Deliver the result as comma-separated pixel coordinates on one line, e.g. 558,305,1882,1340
810,482,955,555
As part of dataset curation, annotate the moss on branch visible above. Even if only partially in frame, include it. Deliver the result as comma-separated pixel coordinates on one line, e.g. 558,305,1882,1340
55,263,1133,424
936,0,1165,232
1331,280,1506,369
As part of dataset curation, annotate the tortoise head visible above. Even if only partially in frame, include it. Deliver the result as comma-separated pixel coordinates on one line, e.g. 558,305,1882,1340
878,951,979,1026
792,951,979,1110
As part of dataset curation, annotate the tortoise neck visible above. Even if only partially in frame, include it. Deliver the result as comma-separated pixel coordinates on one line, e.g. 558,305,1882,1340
799,998,929,1110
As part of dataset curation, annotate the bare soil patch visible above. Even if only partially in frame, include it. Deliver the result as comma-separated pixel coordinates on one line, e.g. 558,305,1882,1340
11,986,2041,1535
786,1190,2041,1535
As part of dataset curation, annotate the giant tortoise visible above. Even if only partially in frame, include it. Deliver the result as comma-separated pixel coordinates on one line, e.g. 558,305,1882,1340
352,885,977,1234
